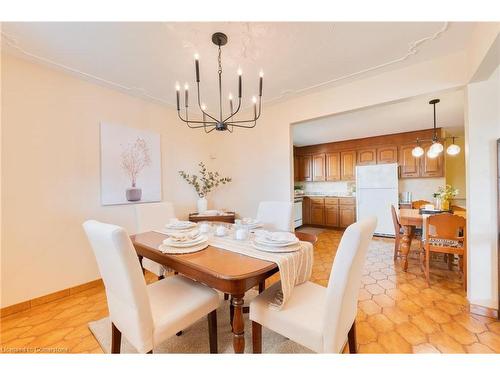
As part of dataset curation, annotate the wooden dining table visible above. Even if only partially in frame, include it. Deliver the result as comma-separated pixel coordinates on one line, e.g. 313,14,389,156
131,230,316,353
398,208,466,271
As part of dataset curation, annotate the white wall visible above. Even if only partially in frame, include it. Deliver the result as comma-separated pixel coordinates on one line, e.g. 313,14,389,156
0,55,212,307
465,64,499,309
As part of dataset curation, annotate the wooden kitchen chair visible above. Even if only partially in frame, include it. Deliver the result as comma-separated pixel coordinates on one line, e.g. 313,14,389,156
412,200,431,209
422,213,467,288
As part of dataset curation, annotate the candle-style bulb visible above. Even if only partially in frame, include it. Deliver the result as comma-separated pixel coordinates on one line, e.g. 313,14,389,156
237,68,242,76
228,93,233,100
175,82,180,91
201,103,207,111
252,96,257,104
194,53,199,60
259,70,264,78
184,83,189,90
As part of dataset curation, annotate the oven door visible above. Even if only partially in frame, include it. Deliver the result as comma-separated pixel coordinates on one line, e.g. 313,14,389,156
293,199,303,228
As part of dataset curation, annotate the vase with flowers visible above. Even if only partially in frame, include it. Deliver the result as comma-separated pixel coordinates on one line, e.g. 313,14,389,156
179,162,232,214
435,184,458,211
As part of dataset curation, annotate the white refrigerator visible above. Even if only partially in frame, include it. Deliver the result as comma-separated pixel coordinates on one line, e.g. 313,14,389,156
356,163,399,236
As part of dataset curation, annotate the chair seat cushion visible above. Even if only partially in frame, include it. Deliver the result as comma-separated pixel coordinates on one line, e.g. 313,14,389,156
249,281,326,353
428,238,463,248
148,275,220,346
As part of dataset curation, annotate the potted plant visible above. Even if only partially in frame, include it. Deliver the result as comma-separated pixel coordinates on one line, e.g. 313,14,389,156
121,137,151,201
435,184,459,211
179,162,232,213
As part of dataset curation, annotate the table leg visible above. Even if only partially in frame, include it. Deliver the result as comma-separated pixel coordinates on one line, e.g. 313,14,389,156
231,294,245,353
400,225,414,272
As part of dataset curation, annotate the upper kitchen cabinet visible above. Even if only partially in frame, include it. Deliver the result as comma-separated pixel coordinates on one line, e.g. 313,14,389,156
377,145,398,164
421,143,444,177
399,144,420,178
357,148,377,165
298,155,312,181
341,151,356,180
312,153,326,181
325,152,341,181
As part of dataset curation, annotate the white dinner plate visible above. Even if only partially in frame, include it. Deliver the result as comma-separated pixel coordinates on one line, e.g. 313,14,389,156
163,235,208,248
252,241,302,253
254,237,299,247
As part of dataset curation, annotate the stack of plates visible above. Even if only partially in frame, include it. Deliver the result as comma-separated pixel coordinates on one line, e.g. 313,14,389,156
252,231,301,253
237,218,263,230
164,220,197,232
160,230,208,254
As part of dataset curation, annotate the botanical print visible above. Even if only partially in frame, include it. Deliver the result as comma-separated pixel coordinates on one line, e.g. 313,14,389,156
100,122,161,205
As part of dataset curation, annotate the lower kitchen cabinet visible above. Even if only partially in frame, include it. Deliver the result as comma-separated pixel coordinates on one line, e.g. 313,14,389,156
310,204,325,225
302,197,311,225
339,205,356,228
325,205,339,227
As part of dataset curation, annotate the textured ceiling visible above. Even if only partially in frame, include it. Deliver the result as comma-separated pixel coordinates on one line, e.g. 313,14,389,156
2,22,475,114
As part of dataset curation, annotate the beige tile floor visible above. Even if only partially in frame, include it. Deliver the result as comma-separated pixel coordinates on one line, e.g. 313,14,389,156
1,228,499,353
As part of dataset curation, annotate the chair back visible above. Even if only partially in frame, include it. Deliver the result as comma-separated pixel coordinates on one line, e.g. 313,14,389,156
135,202,175,233
425,213,466,252
390,205,401,235
256,201,293,232
412,200,431,209
83,220,153,352
322,217,377,353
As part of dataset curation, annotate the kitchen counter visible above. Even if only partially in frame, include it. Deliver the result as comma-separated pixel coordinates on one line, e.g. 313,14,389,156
299,193,355,198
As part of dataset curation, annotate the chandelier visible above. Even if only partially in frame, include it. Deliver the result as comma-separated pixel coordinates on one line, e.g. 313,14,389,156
175,32,263,133
411,98,461,158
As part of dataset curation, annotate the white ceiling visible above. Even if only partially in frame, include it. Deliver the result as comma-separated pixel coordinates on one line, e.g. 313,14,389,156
292,89,465,146
2,22,476,113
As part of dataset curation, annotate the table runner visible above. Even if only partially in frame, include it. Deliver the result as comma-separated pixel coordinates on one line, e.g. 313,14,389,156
208,233,313,310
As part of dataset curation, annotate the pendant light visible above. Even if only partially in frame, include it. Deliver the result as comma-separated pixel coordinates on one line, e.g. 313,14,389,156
412,139,424,157
428,99,443,154
446,136,461,155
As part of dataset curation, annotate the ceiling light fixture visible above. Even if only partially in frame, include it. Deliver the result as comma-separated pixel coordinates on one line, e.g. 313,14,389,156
446,137,461,155
412,139,424,157
175,32,263,133
428,98,444,154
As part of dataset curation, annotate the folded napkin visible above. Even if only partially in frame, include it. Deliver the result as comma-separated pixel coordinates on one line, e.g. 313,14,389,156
168,229,200,242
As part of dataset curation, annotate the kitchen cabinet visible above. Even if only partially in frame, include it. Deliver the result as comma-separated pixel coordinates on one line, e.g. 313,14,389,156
325,152,341,181
341,151,356,181
421,143,444,177
357,148,377,165
325,198,339,227
294,156,300,182
312,153,326,181
310,203,325,225
298,155,312,181
339,204,356,228
302,197,311,225
377,146,398,164
399,145,420,178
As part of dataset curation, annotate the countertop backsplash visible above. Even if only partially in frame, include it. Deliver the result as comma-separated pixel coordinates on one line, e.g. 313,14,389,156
300,181,355,197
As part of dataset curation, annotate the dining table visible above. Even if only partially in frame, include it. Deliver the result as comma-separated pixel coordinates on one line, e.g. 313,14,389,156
131,229,316,354
398,208,466,271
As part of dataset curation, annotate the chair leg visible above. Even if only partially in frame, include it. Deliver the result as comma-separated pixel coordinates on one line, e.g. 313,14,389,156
448,254,454,270
258,281,265,294
111,322,121,354
229,297,234,328
425,248,431,287
347,321,357,354
207,310,218,354
146,350,153,354
176,331,183,336
252,321,262,354
393,235,400,260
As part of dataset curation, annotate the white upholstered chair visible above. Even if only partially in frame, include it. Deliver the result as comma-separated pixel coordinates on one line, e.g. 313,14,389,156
83,220,220,354
249,217,377,353
256,201,293,232
135,202,176,278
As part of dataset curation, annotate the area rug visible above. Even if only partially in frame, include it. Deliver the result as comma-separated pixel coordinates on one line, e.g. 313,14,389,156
88,291,312,354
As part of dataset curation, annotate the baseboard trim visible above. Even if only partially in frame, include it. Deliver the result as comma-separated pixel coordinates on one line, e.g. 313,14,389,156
469,304,499,320
0,279,103,318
